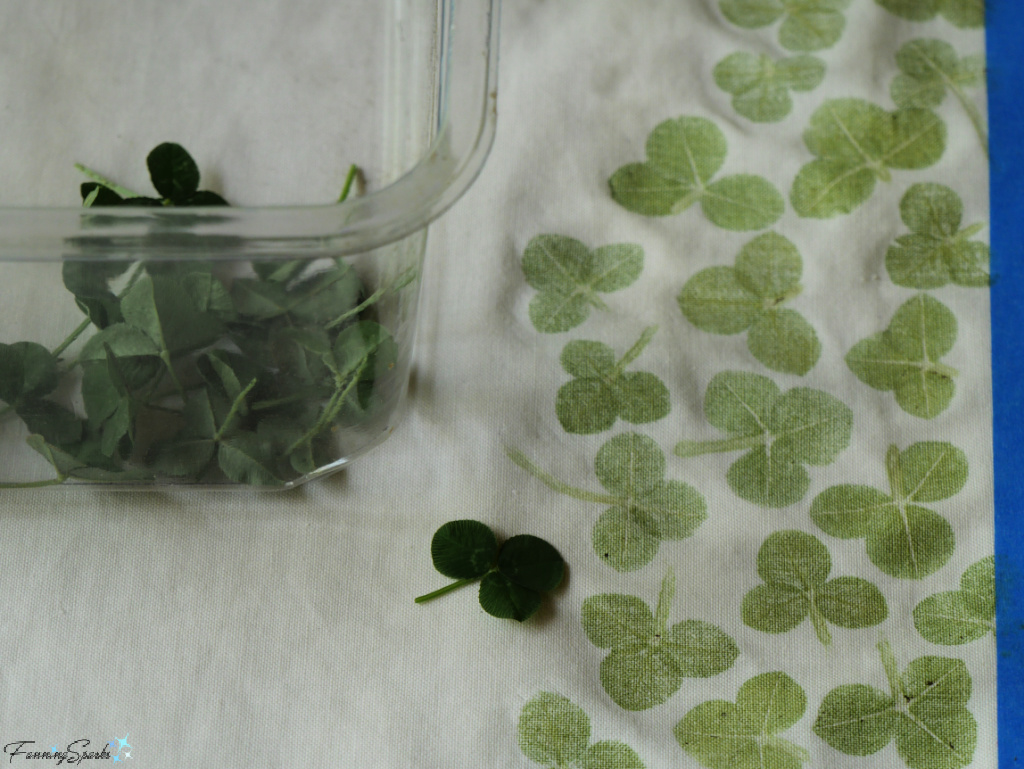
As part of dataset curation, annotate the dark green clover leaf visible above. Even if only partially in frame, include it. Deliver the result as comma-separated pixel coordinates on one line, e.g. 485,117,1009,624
914,556,995,644
556,326,669,434
674,671,810,769
609,116,784,231
62,260,133,329
811,442,964,579
518,692,645,769
678,232,820,375
582,569,739,711
720,0,851,51
0,342,60,405
79,143,228,207
791,99,946,218
714,53,825,123
845,294,958,418
742,530,887,645
886,184,989,289
675,371,852,508
521,234,643,333
875,0,983,28
26,434,154,483
508,434,707,573
814,640,977,769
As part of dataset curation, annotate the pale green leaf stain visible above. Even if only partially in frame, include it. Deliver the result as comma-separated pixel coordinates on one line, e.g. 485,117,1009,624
814,640,977,769
742,530,887,645
714,52,826,122
678,232,821,375
609,116,785,231
914,556,995,644
720,0,852,51
581,570,739,711
875,0,984,29
675,371,852,508
674,671,810,769
791,98,947,218
522,235,644,333
811,442,964,579
845,294,959,418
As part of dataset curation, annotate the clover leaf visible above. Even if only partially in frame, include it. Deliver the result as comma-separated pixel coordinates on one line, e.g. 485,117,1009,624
675,371,852,507
742,530,887,645
415,520,564,622
518,692,645,769
811,442,965,579
719,0,851,51
875,0,983,29
674,671,810,769
678,232,820,375
814,640,977,769
507,433,707,572
885,183,989,288
714,52,825,123
521,235,643,333
845,294,958,418
914,556,995,644
581,569,739,711
555,326,669,434
609,116,784,231
791,99,946,218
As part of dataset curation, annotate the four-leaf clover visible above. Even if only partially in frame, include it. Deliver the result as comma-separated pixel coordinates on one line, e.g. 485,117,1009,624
914,555,995,644
719,0,852,52
714,52,825,123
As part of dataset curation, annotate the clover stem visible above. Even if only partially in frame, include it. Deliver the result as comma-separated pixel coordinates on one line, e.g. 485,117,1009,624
414,577,479,604
286,360,367,454
674,434,766,458
949,84,988,158
878,639,903,701
654,568,675,636
0,477,65,489
74,163,143,199
505,447,620,506
808,600,832,646
337,164,364,203
615,325,658,373
325,267,416,330
212,378,259,442
885,444,905,501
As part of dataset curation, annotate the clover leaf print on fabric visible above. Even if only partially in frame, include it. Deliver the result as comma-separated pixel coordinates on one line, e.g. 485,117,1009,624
742,530,888,645
678,232,820,375
507,433,707,572
555,326,669,434
914,556,995,644
811,442,965,579
875,0,983,29
609,116,785,231
886,183,989,289
814,640,977,769
845,294,958,418
581,569,739,711
714,53,825,123
518,692,645,769
719,0,851,52
790,99,946,218
675,371,853,508
521,235,644,333
674,671,810,769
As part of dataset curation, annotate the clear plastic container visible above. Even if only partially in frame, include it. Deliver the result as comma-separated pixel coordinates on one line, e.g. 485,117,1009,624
0,0,499,488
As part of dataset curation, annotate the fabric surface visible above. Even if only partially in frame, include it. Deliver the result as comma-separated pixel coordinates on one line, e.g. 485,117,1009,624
0,1,993,767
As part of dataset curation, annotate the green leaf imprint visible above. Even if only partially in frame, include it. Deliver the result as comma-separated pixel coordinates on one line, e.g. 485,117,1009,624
714,52,826,122
518,692,646,769
791,99,947,218
678,232,820,375
811,442,964,579
675,371,852,507
845,294,958,418
675,671,811,769
720,0,852,51
582,570,739,711
507,433,707,572
609,116,784,231
814,640,977,769
522,235,643,333
914,555,995,644
886,183,989,289
875,0,984,28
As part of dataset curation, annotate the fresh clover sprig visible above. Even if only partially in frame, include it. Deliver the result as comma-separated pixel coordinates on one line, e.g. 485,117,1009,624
713,52,825,123
719,0,852,52
414,520,565,622
914,555,995,644
875,0,983,29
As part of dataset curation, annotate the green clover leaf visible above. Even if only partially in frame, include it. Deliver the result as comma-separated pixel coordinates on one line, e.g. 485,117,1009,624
875,0,983,29
714,52,826,122
914,556,995,644
719,0,851,51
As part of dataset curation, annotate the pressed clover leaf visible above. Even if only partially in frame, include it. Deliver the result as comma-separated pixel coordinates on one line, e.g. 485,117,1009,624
719,0,851,51
743,530,887,645
791,99,947,218
674,671,810,769
886,183,989,288
521,235,643,333
914,556,995,644
714,52,826,123
678,232,820,375
875,0,983,28
811,442,965,579
814,640,977,769
555,326,669,434
675,371,852,507
508,433,707,573
581,569,739,711
609,116,784,231
845,294,958,418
